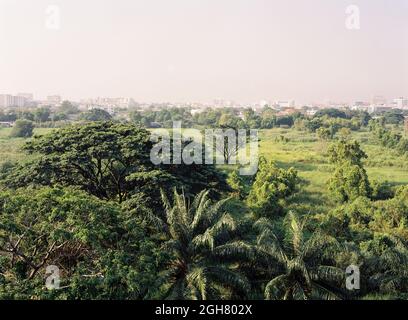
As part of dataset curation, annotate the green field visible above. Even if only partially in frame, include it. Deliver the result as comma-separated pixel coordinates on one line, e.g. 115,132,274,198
0,127,54,165
1,126,407,215
258,128,408,214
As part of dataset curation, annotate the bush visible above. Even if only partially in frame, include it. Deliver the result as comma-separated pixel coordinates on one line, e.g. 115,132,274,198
227,170,249,199
9,119,34,138
397,138,408,156
327,140,371,202
247,157,299,218
371,180,395,201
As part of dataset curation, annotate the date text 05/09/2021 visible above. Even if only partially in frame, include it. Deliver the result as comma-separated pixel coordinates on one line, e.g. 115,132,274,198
155,304,253,318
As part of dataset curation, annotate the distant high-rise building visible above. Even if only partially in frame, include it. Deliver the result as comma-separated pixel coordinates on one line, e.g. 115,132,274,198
369,96,389,113
275,100,295,108
80,97,135,109
392,97,408,110
13,95,27,107
0,94,14,108
47,95,62,106
213,99,235,108
372,96,387,106
17,93,34,101
0,94,27,108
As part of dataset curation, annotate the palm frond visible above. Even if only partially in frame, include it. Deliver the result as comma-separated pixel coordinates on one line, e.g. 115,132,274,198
174,188,189,225
285,211,305,255
256,229,287,266
207,266,251,296
292,282,308,300
311,282,341,300
160,188,172,221
288,257,312,287
312,265,345,283
213,241,257,262
265,274,290,300
186,267,209,300
192,228,215,251
254,217,275,232
190,190,211,226
192,214,236,250
193,197,231,233
302,230,340,260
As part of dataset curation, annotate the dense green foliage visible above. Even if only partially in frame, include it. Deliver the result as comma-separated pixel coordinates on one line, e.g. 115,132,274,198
0,111,408,300
0,187,164,299
369,119,408,156
3,122,227,204
257,212,345,300
247,157,299,218
328,140,372,202
80,108,112,122
9,120,34,138
151,190,249,299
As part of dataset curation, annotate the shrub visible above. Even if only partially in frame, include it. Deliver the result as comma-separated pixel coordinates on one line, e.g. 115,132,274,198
9,119,34,138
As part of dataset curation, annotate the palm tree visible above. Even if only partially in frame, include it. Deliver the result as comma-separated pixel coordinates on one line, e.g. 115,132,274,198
255,211,345,300
150,189,250,300
365,235,408,295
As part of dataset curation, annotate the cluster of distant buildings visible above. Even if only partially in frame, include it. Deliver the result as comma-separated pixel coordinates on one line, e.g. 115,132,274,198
348,96,408,114
0,93,63,109
189,97,408,117
1,93,407,119
79,97,136,114
0,93,34,108
0,93,136,115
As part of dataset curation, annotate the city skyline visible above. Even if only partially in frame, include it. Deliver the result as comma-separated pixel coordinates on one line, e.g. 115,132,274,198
0,0,407,103
1,90,407,110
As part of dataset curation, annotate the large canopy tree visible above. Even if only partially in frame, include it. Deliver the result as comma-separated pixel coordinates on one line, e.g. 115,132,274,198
80,108,112,122
0,187,119,288
4,122,227,203
0,186,166,300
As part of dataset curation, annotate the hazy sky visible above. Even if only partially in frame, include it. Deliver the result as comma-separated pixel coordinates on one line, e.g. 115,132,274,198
0,0,407,103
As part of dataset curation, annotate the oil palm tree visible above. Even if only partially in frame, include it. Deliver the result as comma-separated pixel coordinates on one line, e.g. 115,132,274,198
255,211,345,300
153,189,250,300
365,235,408,295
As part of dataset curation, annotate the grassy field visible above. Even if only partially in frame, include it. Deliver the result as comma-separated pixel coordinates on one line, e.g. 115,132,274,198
1,126,407,215
0,127,54,165
258,128,408,214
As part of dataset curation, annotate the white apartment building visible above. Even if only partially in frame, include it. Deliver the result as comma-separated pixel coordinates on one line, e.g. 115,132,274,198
0,94,13,107
0,94,27,108
392,97,408,110
14,95,27,107
367,105,390,114
275,100,295,109
17,93,34,101
47,95,62,106
80,97,135,109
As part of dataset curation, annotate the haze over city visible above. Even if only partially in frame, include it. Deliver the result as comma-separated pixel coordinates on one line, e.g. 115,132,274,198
0,0,407,104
